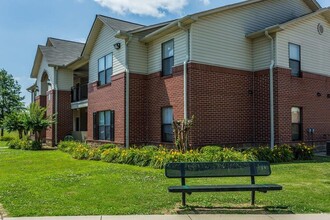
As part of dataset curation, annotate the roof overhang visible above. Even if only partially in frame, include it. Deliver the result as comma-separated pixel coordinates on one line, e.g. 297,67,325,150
139,16,196,43
65,56,89,71
193,0,320,19
81,16,104,57
30,46,43,78
27,81,37,92
246,8,330,39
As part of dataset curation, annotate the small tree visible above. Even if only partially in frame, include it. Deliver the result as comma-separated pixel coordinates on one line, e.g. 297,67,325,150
173,116,195,153
2,111,26,139
25,103,54,143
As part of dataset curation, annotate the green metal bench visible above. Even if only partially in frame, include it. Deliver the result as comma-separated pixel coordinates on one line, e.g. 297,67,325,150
165,161,282,206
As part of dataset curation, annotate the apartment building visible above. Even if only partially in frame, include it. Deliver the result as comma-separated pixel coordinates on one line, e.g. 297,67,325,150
28,0,330,148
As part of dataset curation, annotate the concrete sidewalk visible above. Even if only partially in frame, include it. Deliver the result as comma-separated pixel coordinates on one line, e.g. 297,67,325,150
4,214,330,220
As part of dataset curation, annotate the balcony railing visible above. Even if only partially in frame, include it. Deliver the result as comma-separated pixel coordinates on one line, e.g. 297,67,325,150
71,84,88,102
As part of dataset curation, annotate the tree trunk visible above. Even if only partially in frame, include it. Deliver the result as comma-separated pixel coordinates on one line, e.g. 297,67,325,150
1,128,3,137
18,130,23,139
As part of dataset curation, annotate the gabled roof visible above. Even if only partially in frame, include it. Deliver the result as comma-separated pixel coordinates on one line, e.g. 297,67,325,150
81,15,144,57
140,0,321,42
30,38,85,78
246,8,330,39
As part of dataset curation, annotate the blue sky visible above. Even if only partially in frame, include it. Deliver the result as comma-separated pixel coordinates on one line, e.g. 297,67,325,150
0,0,329,105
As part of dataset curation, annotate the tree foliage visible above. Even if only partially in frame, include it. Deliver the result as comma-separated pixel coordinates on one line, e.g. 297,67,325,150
24,103,54,143
0,69,24,136
2,111,26,139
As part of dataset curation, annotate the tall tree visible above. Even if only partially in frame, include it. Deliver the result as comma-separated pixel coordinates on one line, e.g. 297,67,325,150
0,69,24,136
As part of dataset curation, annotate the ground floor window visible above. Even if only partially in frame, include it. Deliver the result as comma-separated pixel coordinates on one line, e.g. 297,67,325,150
93,110,114,141
162,107,173,142
292,107,302,141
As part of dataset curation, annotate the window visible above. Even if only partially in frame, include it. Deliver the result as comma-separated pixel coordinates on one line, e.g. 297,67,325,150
162,107,173,142
289,43,301,77
93,110,114,141
292,107,302,141
162,40,174,76
98,54,113,85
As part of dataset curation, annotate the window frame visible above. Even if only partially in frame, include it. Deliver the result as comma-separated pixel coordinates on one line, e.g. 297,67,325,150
161,39,174,77
288,43,301,77
98,53,113,86
291,107,302,141
93,110,115,141
161,106,174,143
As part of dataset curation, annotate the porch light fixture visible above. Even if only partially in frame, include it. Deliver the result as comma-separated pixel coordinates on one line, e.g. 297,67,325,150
114,43,121,50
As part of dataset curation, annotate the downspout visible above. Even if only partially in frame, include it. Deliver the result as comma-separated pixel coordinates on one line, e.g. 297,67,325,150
125,35,133,149
54,66,59,146
178,22,190,120
265,31,275,150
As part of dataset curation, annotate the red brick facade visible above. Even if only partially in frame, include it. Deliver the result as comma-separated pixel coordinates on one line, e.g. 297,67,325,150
81,63,330,147
87,73,126,144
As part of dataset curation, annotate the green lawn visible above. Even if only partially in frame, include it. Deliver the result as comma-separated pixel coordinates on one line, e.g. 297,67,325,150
0,144,329,217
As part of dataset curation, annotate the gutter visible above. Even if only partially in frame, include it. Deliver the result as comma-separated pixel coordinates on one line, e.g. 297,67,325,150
265,31,275,150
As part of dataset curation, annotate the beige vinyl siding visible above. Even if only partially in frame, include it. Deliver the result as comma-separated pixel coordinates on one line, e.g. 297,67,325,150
58,68,74,91
253,36,275,71
277,15,330,76
191,0,312,71
128,36,148,74
148,29,188,74
37,57,54,95
90,25,126,83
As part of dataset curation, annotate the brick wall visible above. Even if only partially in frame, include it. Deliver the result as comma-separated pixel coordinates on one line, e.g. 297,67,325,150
35,95,47,142
57,91,73,142
275,67,330,144
188,63,254,147
45,90,55,146
87,73,125,144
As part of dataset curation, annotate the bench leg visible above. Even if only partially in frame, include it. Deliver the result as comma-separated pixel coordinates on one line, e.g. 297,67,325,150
182,192,186,206
251,191,255,205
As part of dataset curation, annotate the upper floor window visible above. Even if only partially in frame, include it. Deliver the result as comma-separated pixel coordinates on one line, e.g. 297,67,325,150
162,40,174,76
162,107,173,142
98,54,113,86
289,43,301,77
291,107,302,141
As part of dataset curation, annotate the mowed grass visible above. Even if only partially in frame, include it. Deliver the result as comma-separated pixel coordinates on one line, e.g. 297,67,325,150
0,144,329,217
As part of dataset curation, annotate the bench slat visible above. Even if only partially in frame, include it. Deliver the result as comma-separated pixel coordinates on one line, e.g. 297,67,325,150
165,161,271,178
168,184,282,193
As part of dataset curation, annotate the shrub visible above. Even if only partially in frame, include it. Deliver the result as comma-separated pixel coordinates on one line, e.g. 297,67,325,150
58,141,80,154
0,136,15,142
99,143,118,151
201,147,256,162
7,139,21,149
6,138,38,150
88,147,102,161
246,145,294,163
30,141,42,151
291,143,314,160
200,146,223,154
71,143,90,160
101,147,122,163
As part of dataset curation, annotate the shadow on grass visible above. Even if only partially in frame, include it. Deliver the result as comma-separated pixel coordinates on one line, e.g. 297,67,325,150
175,204,293,215
273,156,330,165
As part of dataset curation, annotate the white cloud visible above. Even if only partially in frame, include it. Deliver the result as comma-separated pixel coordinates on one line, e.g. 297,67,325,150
200,0,210,5
94,0,189,18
